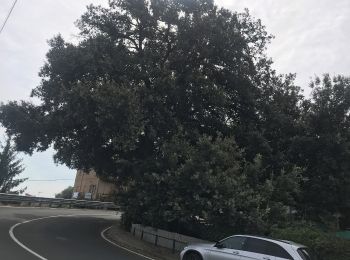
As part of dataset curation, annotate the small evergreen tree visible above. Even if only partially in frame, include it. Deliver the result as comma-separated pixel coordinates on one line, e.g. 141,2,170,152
0,138,27,194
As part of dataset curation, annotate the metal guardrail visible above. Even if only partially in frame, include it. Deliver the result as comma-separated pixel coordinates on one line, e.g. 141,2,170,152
0,193,119,210
132,227,187,253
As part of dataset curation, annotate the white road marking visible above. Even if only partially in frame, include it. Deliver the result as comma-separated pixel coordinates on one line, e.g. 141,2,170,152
9,222,48,260
9,213,116,260
101,226,156,260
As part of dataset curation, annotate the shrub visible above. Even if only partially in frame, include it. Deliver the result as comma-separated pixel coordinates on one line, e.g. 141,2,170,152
270,225,350,260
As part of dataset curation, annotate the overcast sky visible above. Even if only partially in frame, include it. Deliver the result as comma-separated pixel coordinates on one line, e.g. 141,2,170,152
1,0,349,197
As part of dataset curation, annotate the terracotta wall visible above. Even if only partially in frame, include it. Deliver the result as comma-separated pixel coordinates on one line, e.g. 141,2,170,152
73,170,116,201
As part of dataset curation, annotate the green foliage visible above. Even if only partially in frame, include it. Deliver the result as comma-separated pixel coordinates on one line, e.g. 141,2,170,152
292,75,350,221
0,138,26,194
0,0,273,178
118,134,301,239
55,186,74,199
271,224,350,260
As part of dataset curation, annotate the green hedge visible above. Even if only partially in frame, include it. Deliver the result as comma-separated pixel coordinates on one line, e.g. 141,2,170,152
271,226,350,260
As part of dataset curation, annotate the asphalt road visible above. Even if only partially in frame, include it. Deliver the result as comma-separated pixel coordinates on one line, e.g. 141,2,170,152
0,206,148,260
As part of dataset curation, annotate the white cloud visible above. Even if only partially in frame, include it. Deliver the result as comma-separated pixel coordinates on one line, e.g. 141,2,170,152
217,0,350,94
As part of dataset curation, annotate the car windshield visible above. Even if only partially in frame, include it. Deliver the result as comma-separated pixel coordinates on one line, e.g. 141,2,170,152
297,248,319,260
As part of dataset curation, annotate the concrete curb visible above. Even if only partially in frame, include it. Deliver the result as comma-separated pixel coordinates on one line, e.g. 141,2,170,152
105,223,179,260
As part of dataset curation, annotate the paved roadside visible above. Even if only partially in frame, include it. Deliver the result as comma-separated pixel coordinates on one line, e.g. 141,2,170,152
106,223,179,260
0,207,39,260
0,206,149,260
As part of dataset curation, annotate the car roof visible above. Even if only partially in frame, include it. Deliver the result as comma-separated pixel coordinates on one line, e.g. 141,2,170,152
231,235,306,248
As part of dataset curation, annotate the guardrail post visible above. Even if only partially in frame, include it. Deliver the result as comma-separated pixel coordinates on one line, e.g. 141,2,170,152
141,230,144,240
155,234,158,246
172,239,176,253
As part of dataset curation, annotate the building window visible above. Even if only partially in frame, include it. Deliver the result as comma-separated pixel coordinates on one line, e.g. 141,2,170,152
89,184,96,194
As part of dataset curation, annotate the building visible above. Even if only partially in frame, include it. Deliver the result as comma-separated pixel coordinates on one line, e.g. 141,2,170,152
73,170,116,201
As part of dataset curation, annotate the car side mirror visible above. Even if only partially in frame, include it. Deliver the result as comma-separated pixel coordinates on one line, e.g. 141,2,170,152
215,242,224,249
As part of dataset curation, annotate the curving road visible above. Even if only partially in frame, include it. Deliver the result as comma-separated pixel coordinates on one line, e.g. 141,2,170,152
0,206,148,260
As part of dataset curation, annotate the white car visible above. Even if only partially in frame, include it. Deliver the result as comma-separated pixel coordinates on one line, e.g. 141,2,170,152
180,235,318,260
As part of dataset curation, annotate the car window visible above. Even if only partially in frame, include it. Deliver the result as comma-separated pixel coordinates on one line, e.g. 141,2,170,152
297,248,319,260
243,237,292,259
219,236,246,250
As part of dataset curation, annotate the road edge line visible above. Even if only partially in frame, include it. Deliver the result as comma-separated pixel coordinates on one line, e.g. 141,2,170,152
9,222,48,260
101,226,156,260
9,213,116,260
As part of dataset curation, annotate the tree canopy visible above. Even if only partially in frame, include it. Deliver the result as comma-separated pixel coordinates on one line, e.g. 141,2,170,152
55,186,74,199
0,0,349,235
294,75,350,221
0,0,274,176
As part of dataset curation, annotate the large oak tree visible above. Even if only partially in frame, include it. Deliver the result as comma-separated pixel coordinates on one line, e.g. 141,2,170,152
0,0,276,178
